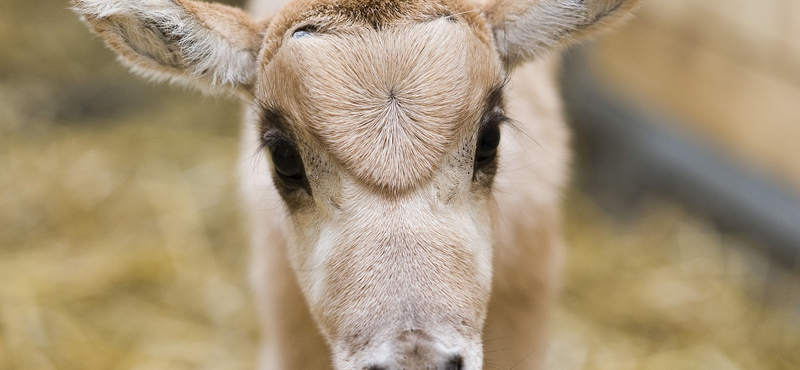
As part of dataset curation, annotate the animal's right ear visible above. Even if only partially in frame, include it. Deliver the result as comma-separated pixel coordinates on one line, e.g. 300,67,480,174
482,0,640,66
73,0,270,92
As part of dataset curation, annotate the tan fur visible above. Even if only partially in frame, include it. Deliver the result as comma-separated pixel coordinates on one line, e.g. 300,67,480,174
263,19,499,193
74,0,639,369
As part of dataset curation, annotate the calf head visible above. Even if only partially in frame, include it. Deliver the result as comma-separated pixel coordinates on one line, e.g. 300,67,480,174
74,0,638,368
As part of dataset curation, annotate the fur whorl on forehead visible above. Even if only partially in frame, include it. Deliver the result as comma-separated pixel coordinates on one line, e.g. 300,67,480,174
253,0,503,195
259,20,503,194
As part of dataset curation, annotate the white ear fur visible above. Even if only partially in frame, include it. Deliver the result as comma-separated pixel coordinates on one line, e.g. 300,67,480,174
483,0,640,64
73,0,266,91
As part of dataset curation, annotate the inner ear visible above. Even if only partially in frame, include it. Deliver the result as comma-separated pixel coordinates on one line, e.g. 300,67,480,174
74,0,269,91
482,0,640,65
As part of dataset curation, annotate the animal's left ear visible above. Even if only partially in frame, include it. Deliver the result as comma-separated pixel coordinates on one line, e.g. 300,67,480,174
482,0,640,65
73,0,268,91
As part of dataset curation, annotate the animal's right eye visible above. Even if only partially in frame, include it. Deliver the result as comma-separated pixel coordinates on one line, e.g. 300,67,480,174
268,142,306,186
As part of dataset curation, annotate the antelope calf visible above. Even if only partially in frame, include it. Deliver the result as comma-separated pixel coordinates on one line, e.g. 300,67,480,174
74,0,638,368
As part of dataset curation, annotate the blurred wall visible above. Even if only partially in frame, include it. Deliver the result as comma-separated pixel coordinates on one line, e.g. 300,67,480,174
593,0,800,190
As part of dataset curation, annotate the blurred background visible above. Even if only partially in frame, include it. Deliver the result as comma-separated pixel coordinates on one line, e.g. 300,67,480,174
0,0,798,369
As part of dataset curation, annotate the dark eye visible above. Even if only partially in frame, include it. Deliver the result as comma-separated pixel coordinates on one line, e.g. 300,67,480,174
475,124,501,167
268,142,306,185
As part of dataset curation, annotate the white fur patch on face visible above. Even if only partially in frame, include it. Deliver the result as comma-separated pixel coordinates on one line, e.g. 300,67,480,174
302,223,336,309
290,180,496,342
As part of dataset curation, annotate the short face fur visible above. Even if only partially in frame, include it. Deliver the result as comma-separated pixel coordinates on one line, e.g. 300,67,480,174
255,5,504,365
73,0,639,368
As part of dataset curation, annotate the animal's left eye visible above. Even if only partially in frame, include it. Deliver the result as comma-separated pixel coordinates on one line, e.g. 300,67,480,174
268,142,306,186
475,124,501,167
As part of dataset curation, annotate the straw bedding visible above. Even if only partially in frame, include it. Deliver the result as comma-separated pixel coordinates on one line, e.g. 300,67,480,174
0,0,798,368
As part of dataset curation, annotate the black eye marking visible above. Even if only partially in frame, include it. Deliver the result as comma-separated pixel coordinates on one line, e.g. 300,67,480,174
258,106,290,134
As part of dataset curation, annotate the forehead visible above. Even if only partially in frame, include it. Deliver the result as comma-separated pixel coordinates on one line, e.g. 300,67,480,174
258,0,503,193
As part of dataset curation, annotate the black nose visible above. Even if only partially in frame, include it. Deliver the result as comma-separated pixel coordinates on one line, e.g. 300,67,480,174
363,329,467,370
366,355,464,370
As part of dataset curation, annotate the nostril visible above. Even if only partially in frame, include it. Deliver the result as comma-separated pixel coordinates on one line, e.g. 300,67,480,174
445,355,464,370
366,366,386,370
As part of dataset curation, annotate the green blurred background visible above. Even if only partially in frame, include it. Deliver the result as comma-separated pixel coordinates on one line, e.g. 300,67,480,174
0,0,798,369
